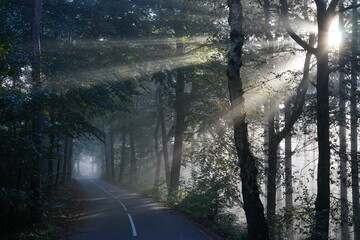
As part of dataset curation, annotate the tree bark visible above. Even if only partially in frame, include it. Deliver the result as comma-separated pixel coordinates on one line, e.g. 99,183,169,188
169,19,186,195
338,1,350,239
61,136,69,185
154,116,162,190
313,6,331,239
351,1,360,239
284,101,293,240
54,136,62,190
48,127,55,186
29,0,43,223
129,116,137,184
109,129,115,182
66,136,73,181
104,125,111,180
158,79,171,189
227,1,270,239
266,98,278,237
119,127,126,183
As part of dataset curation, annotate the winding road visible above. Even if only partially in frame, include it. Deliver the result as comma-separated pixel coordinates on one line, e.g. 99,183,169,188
70,177,211,240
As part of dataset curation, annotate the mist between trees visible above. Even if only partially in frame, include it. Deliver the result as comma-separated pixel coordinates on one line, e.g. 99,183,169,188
1,0,360,239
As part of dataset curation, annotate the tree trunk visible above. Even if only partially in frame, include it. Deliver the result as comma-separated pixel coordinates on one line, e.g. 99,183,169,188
227,1,269,239
54,136,62,190
29,0,43,224
104,126,111,180
48,128,55,186
313,8,331,239
351,1,360,238
61,136,69,185
154,116,162,190
266,98,278,238
158,79,171,189
66,136,73,181
284,101,293,240
338,1,350,239
119,128,126,183
169,20,186,195
129,117,137,184
109,129,115,182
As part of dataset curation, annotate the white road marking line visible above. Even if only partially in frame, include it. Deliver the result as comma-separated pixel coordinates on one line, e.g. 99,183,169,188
119,200,128,211
89,179,138,238
127,214,137,237
90,180,128,211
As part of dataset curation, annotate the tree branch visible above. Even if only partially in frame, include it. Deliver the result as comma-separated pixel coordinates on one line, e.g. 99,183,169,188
275,33,316,143
338,3,360,12
280,0,317,54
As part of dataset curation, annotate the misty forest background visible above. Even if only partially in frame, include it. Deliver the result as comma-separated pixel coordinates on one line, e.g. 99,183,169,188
1,0,360,239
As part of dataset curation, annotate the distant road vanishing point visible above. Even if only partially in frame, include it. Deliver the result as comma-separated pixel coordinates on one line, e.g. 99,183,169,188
70,178,211,240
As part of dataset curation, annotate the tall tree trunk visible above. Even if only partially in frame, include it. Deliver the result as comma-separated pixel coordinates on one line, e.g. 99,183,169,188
338,1,350,239
280,1,339,238
129,117,137,184
227,1,269,239
266,98,278,238
284,101,293,240
154,117,162,191
48,128,55,186
30,0,43,223
109,129,115,182
169,20,186,195
313,7,331,239
104,126,111,180
263,103,269,209
119,128,126,183
262,2,279,235
54,136,62,190
61,136,69,185
158,79,171,189
351,1,360,238
66,136,73,181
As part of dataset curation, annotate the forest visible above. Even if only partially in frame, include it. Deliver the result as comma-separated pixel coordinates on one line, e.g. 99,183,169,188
0,0,360,239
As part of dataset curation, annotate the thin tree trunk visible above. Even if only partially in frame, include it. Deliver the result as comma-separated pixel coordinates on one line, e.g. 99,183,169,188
351,1,360,238
129,117,137,184
338,1,350,239
109,130,115,182
263,103,269,209
48,128,55,186
284,101,293,240
158,79,171,189
119,128,126,183
169,19,186,195
29,0,43,223
104,126,110,180
66,136,73,181
54,136,62,190
227,1,269,239
61,136,69,185
76,158,80,175
154,117,162,190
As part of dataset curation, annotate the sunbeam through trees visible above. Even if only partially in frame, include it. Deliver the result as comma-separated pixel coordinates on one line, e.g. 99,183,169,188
1,0,360,239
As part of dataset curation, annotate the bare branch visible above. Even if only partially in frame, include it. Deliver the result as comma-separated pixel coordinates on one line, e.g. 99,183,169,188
275,33,316,143
280,0,317,54
338,3,360,12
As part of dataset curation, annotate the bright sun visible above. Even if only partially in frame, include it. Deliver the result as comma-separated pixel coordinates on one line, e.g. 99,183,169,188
328,16,342,48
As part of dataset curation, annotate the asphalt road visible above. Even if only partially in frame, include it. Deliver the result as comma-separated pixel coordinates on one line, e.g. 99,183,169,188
70,177,211,240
